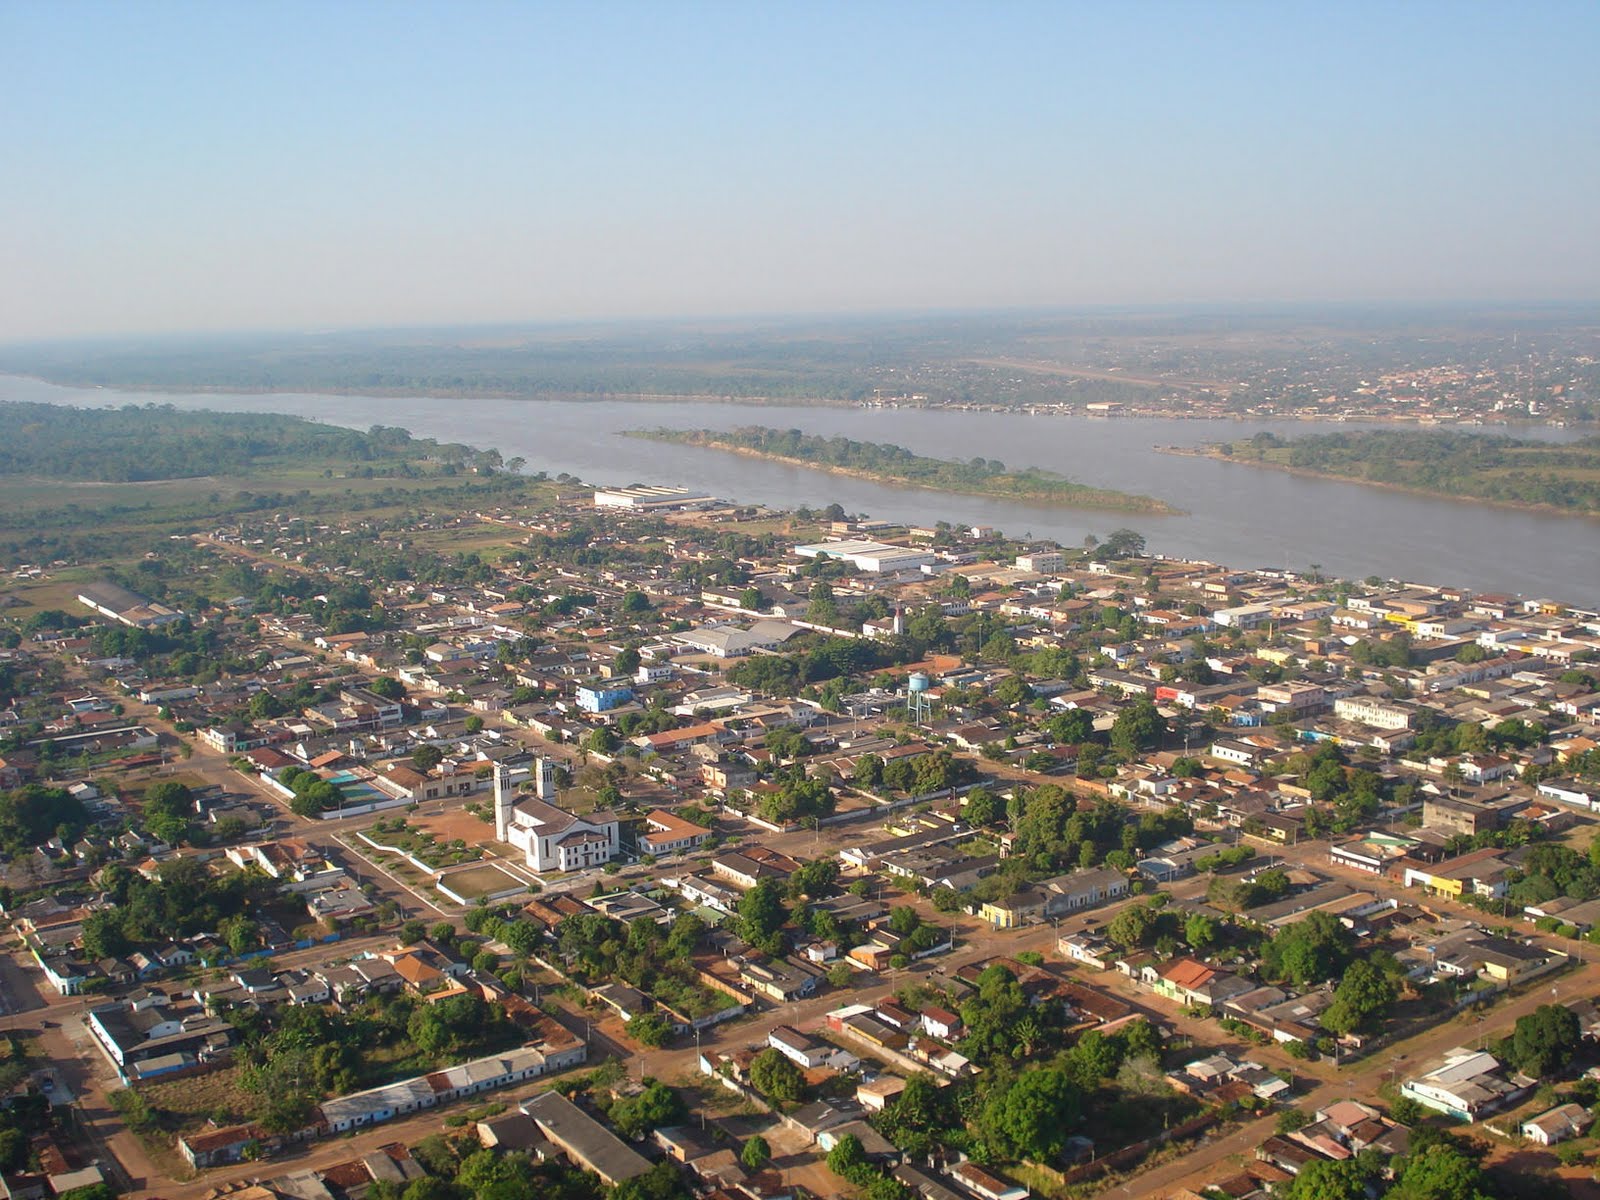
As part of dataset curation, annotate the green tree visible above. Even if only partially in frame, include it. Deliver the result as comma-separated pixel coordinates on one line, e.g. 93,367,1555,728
788,858,839,899
608,1080,684,1138
367,675,405,701
1262,911,1353,987
1281,1158,1370,1200
1107,903,1157,951
1110,699,1163,759
400,1179,462,1200
735,879,789,952
741,1135,770,1171
1320,959,1397,1036
626,1012,671,1048
853,754,885,789
411,744,444,772
80,909,130,959
807,581,839,624
56,1186,119,1200
825,1132,866,1177
1063,1030,1123,1087
964,787,1001,826
1047,708,1094,745
1387,1140,1493,1200
749,1047,804,1104
608,1161,690,1200
992,676,1032,708
978,1067,1083,1160
1501,1003,1580,1078
142,780,194,843
1184,912,1217,953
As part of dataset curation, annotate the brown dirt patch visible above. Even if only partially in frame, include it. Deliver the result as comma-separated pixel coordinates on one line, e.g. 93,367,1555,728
398,804,499,851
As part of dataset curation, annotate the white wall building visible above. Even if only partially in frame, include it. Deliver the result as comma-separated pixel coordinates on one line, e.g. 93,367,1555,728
494,763,619,872
794,539,935,574
1333,695,1415,730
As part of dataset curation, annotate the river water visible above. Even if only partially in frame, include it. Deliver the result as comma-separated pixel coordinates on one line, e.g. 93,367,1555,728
4,376,1595,604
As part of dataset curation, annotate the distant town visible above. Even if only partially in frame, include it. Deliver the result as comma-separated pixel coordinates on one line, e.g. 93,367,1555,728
4,308,1597,426
2,453,1600,1200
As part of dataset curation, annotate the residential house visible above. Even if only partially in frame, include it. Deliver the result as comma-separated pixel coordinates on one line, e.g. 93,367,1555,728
1522,1103,1592,1146
948,1161,1029,1200
639,809,713,856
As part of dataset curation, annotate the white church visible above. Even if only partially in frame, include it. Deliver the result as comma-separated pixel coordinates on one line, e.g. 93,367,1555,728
493,760,621,874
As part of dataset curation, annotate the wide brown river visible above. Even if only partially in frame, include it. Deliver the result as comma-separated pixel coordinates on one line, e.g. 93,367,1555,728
6,376,1595,605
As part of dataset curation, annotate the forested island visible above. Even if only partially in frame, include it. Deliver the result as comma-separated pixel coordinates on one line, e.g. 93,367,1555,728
0,402,512,482
625,426,1179,513
1187,429,1600,516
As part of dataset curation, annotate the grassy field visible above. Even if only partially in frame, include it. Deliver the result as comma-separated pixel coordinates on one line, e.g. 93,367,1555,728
139,1064,254,1131
0,436,563,571
402,523,526,555
437,862,529,901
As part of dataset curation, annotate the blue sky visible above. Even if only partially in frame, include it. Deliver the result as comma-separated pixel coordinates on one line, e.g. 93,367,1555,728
3,0,1597,339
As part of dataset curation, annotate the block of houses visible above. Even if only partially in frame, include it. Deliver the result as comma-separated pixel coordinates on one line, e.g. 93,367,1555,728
894,1164,966,1200
1402,848,1514,901
1058,931,1115,970
178,1123,310,1169
979,867,1130,928
374,763,480,803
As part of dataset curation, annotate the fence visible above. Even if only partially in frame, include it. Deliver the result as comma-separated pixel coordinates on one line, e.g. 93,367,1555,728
1050,1110,1226,1186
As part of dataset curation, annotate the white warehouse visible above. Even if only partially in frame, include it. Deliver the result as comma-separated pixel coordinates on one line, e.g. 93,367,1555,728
794,539,935,574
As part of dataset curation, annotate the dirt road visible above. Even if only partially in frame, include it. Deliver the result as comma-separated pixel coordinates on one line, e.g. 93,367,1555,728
1118,956,1600,1198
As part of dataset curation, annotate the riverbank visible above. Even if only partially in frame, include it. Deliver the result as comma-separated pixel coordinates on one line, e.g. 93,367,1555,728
627,427,1181,515
6,373,1579,429
10,377,1596,598
1159,443,1600,520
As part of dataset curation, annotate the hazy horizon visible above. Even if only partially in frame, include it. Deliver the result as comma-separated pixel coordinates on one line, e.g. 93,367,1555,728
5,0,1598,342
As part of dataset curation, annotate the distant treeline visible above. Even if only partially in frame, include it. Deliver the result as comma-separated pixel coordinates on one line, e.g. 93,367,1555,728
0,402,505,482
629,425,1177,513
0,322,1204,407
1219,429,1600,514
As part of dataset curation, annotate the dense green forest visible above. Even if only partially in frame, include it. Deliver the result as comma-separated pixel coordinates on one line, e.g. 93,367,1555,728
628,425,1177,512
1212,429,1600,514
0,402,507,482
